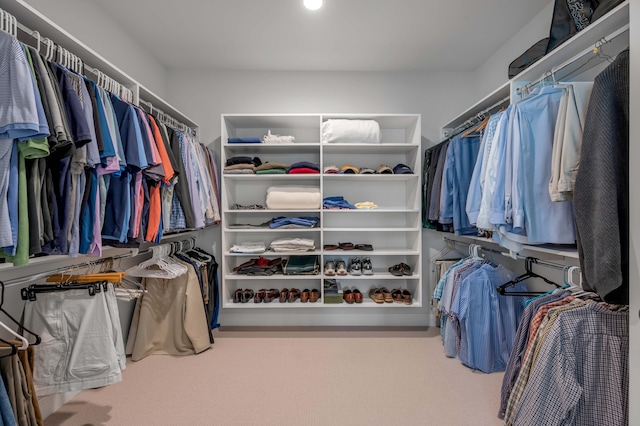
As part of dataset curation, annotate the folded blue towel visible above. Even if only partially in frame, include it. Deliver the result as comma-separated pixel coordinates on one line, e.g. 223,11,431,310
228,137,262,143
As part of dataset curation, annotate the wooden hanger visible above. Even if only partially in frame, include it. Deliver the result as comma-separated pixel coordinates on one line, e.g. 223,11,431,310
461,115,490,138
46,272,126,283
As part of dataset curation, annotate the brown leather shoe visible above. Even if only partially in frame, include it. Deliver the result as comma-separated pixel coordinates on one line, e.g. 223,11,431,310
391,288,404,304
254,289,266,303
279,288,289,303
353,289,363,304
380,287,393,303
368,287,384,304
233,289,243,303
402,289,413,305
301,289,310,303
309,289,320,303
288,288,300,303
343,289,355,304
263,289,280,303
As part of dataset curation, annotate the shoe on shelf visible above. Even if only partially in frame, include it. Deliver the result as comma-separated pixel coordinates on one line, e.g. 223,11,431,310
362,257,373,275
263,288,280,303
348,257,362,275
391,288,404,304
254,289,266,303
368,287,384,304
233,289,243,303
402,289,413,305
400,262,413,276
324,260,336,276
301,289,310,303
353,289,363,304
343,289,355,304
336,259,348,276
280,288,289,303
309,289,321,303
380,287,393,303
242,289,255,303
288,288,300,303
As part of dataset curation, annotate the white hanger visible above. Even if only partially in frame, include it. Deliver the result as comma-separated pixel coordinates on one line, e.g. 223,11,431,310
0,10,6,34
126,244,187,279
0,320,28,350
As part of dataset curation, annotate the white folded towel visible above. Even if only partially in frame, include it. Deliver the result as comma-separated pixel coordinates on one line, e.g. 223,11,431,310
321,119,381,144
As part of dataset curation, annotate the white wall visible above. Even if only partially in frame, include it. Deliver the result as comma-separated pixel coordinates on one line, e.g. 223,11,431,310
23,0,167,97
165,70,476,147
473,1,554,98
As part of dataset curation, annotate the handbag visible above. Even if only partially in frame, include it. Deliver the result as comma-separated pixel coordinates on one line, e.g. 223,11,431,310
546,0,624,54
508,38,550,78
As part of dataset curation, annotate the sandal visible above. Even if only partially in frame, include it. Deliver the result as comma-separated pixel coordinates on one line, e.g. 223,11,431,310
400,263,412,276
389,264,404,277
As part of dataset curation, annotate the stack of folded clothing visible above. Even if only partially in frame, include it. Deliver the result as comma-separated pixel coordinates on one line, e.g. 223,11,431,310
228,137,262,144
255,161,289,175
323,196,355,209
270,238,316,252
224,156,262,174
232,257,283,275
270,216,320,229
287,161,320,174
354,201,379,209
263,130,295,144
229,241,266,254
266,186,321,210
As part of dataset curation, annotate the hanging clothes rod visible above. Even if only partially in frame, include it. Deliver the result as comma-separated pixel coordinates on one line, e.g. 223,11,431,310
518,23,629,97
1,250,137,288
139,99,195,136
444,95,510,139
442,237,579,272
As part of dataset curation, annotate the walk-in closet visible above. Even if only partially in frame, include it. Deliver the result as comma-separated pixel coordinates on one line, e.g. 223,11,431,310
0,0,637,425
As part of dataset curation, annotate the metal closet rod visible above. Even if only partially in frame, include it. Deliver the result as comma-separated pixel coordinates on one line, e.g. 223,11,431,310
1,250,137,287
442,237,576,272
444,95,510,139
138,99,196,136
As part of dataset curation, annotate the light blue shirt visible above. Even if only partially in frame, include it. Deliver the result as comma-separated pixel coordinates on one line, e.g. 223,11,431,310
515,86,576,244
456,264,526,373
466,113,502,225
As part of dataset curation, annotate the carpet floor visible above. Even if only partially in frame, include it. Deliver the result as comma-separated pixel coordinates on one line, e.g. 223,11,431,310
45,327,504,426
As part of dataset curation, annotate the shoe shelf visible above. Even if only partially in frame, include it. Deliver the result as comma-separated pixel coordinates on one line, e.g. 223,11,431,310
221,113,422,313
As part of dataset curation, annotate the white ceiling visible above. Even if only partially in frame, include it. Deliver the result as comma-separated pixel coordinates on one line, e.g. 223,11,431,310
90,0,550,72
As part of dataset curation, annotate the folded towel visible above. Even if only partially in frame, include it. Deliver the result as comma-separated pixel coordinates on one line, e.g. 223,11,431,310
267,186,320,194
266,188,321,210
263,130,295,144
321,119,381,144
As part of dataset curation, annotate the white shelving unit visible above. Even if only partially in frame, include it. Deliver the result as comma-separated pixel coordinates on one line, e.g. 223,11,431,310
439,0,629,262
221,114,422,308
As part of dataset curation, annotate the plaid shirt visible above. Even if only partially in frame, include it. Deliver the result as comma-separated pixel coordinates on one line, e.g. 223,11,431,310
499,292,569,419
504,299,587,424
510,302,628,426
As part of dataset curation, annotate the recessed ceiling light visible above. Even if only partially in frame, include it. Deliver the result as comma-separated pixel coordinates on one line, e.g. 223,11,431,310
303,0,323,11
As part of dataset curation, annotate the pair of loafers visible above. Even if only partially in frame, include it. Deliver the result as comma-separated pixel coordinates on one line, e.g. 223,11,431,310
254,288,280,303
280,288,320,303
343,289,363,304
388,263,412,276
391,288,413,305
369,287,393,304
233,289,255,303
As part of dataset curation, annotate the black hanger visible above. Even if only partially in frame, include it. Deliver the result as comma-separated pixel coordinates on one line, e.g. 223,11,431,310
497,257,561,297
0,281,41,345
20,280,107,302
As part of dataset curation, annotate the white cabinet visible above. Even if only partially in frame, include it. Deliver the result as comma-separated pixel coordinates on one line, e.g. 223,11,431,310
221,114,422,308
